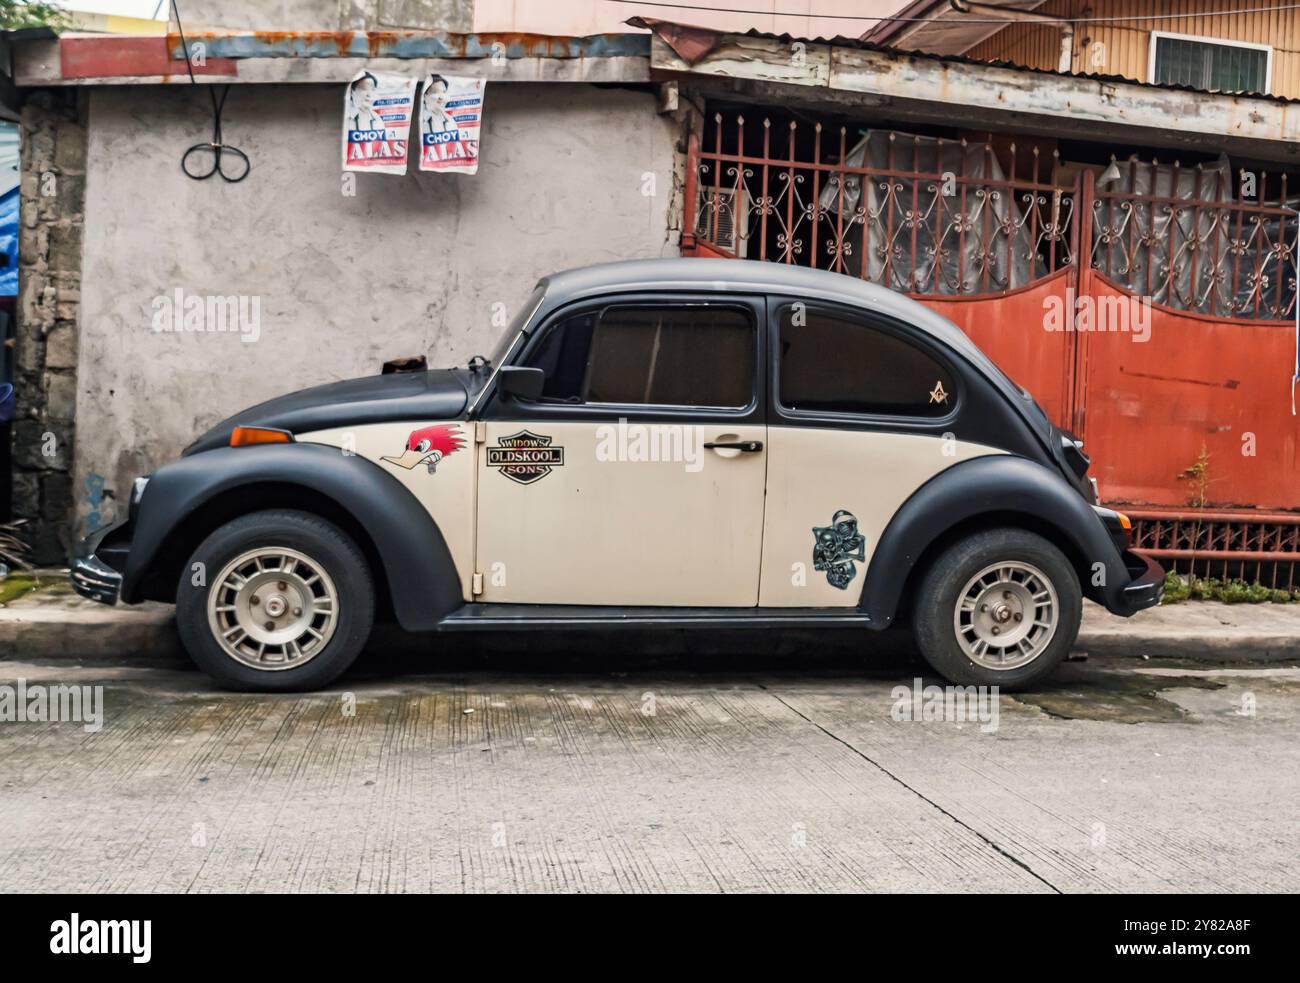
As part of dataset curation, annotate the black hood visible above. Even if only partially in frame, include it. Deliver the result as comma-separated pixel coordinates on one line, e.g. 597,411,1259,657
185,369,474,455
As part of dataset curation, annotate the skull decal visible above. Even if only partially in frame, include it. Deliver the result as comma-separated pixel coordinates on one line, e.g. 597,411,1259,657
812,509,866,590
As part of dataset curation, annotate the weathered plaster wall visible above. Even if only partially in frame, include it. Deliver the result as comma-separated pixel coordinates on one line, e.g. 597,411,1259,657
76,81,676,535
179,0,473,32
179,0,909,38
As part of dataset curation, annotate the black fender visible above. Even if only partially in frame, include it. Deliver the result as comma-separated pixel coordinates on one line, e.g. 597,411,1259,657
859,454,1127,627
122,443,462,630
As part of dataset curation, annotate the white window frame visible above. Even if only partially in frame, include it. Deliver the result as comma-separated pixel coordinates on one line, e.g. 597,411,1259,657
1147,30,1274,94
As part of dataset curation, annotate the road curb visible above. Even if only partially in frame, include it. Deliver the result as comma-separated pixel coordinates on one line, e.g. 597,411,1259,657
0,602,184,661
3,589,1300,666
1075,600,1300,664
1075,629,1300,663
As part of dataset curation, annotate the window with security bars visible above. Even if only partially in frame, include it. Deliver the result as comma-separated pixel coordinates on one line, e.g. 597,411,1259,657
1151,34,1270,94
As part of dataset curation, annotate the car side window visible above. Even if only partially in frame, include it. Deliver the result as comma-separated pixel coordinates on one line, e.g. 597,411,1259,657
778,305,956,418
527,304,755,408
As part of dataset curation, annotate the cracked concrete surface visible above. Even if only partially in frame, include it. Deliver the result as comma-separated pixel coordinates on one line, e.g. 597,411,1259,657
0,652,1297,893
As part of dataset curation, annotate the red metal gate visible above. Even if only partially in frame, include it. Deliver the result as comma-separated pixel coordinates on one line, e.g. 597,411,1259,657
685,114,1300,582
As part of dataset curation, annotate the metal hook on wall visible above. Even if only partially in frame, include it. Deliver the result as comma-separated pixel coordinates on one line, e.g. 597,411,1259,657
179,86,250,183
171,1,250,183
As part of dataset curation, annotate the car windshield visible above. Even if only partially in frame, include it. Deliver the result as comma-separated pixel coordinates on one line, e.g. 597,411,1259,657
486,285,545,369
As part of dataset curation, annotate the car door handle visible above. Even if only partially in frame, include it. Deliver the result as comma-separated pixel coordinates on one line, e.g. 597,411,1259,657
703,440,763,452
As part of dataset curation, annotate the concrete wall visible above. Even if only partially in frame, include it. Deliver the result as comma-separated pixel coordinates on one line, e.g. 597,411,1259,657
76,82,677,533
179,0,471,32
472,0,912,38
180,0,910,38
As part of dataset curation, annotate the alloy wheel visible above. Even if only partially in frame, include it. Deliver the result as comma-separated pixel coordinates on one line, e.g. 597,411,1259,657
952,559,1059,670
206,547,339,670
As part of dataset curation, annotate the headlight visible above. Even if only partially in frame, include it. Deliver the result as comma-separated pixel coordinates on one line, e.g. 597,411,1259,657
129,476,151,523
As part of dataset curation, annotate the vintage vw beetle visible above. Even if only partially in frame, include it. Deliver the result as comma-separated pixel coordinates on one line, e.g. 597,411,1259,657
72,259,1163,691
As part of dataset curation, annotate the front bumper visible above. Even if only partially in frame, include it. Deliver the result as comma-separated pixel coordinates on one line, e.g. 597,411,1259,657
71,553,122,605
1109,550,1165,615
69,521,130,606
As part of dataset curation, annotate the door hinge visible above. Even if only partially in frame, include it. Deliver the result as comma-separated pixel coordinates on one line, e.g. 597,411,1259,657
471,572,484,596
474,420,486,443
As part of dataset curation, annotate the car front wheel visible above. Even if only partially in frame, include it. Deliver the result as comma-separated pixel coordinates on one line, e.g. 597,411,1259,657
913,527,1081,689
175,509,375,692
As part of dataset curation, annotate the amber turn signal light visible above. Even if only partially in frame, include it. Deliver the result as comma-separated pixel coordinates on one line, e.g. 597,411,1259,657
230,426,293,447
1115,511,1132,531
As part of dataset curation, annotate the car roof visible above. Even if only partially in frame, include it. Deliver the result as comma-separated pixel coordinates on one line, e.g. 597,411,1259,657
537,258,993,371
529,258,1051,449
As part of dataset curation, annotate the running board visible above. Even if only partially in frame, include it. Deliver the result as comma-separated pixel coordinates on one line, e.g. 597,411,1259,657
436,604,873,631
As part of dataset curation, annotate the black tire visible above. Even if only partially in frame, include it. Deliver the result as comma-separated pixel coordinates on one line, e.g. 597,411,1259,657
175,509,374,692
912,527,1081,690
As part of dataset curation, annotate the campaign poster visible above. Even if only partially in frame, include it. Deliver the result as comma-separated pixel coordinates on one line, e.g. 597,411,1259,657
342,69,416,175
418,75,486,175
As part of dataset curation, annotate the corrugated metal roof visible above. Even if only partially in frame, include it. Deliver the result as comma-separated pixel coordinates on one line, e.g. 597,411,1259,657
863,0,1053,52
631,17,1297,105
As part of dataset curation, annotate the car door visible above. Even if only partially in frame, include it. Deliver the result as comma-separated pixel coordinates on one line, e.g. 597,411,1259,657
475,294,767,606
759,298,1004,607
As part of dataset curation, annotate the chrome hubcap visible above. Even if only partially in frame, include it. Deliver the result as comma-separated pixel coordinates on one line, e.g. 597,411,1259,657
207,548,338,671
954,560,1058,670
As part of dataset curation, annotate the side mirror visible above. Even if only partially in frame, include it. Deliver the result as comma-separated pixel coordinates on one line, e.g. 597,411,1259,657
498,365,545,401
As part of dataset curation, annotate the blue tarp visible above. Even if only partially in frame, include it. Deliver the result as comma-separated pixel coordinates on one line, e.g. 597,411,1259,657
0,184,18,297
0,120,16,297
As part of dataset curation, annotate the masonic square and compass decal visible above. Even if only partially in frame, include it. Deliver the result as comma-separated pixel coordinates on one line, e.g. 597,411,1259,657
488,430,565,484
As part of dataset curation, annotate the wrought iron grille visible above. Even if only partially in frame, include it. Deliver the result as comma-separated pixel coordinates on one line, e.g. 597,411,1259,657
1091,158,1298,320
693,115,1300,321
1129,509,1300,590
691,113,1075,296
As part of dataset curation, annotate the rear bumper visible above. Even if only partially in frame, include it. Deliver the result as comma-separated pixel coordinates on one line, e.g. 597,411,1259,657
1106,550,1165,616
69,521,130,606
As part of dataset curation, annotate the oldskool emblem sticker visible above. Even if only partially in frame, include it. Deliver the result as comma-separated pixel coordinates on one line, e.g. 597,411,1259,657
488,430,564,484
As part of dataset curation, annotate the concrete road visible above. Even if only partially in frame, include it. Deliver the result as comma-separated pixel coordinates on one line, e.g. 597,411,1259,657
1,638,1297,893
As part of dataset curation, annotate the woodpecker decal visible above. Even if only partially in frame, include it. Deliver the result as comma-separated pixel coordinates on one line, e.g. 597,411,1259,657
382,423,466,475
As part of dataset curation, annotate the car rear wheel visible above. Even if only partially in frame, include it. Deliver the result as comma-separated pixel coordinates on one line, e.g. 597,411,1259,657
913,528,1081,689
176,509,374,691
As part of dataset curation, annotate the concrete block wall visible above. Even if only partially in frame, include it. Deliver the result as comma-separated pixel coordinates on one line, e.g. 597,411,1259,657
11,90,86,564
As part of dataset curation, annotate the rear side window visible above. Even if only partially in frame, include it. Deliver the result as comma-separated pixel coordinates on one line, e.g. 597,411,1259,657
778,305,955,417
527,304,755,408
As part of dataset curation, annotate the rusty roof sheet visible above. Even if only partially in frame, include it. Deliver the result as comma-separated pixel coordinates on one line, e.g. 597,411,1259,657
169,30,650,61
628,16,1297,106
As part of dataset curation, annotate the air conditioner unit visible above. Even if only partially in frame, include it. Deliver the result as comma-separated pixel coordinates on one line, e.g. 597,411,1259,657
696,185,749,257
